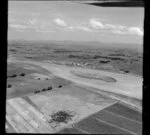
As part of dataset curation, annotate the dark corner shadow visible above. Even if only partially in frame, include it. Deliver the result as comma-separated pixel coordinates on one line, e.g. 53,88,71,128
86,1,144,7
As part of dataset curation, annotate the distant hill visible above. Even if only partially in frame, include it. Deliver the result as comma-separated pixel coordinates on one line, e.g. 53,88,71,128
8,39,143,52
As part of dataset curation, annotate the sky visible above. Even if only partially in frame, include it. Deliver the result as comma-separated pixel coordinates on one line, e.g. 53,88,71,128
8,1,144,44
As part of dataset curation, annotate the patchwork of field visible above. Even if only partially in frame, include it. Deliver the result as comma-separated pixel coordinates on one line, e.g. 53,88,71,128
8,41,143,76
59,103,142,135
6,42,143,134
5,121,16,133
19,60,142,100
7,62,70,99
6,84,117,133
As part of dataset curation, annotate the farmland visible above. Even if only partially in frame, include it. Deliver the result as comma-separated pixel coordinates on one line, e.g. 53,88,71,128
8,40,142,76
6,40,142,134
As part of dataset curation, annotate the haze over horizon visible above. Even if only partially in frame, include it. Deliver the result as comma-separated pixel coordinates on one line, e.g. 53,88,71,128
8,1,144,45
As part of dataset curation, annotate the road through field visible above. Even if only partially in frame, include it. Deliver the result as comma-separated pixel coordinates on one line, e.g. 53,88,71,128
38,61,142,100
7,58,142,133
9,59,142,100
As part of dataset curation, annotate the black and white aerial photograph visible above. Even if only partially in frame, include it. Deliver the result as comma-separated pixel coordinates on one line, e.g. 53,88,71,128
6,0,144,134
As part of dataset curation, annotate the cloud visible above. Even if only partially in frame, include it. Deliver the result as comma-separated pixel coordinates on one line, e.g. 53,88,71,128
53,18,92,32
9,24,27,32
77,26,92,32
111,26,143,36
53,18,67,27
128,27,143,36
69,25,92,32
89,19,104,29
89,18,143,36
9,16,55,33
27,18,38,25
9,15,143,37
9,24,27,29
110,25,128,34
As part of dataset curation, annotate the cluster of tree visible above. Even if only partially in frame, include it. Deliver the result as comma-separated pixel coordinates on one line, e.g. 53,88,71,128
38,78,49,80
9,49,17,52
93,55,104,59
34,85,63,94
93,55,124,61
7,73,26,78
50,110,73,123
68,54,92,59
35,86,52,93
68,54,83,59
54,49,72,53
108,57,124,61
109,53,125,56
99,60,110,64
124,70,129,73
25,56,33,59
20,73,25,76
120,69,129,73
7,74,17,78
58,85,63,88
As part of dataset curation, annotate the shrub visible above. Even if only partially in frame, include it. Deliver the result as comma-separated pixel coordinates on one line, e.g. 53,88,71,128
20,73,25,76
42,88,46,91
125,70,129,73
99,60,110,64
10,74,17,78
58,85,62,88
7,84,12,88
47,86,52,90
50,110,73,123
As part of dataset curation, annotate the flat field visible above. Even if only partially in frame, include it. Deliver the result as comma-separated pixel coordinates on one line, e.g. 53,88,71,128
6,41,142,133
60,102,142,134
